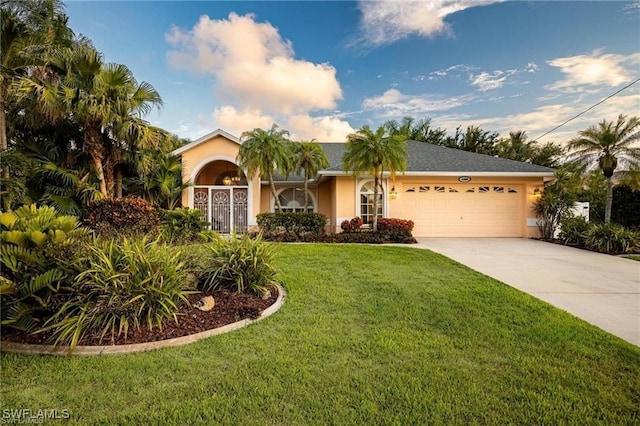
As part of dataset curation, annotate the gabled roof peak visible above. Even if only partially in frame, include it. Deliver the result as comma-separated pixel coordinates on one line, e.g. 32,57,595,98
172,128,241,156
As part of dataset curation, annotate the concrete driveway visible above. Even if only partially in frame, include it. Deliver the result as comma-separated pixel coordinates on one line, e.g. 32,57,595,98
414,238,640,346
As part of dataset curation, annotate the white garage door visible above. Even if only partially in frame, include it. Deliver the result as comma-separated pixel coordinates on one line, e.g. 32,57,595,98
402,184,524,237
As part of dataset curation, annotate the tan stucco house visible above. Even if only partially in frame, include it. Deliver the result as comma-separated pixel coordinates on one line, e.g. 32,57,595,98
172,129,555,238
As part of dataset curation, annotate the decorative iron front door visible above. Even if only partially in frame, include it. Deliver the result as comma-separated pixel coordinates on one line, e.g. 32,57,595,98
233,189,248,233
211,189,231,233
193,187,249,234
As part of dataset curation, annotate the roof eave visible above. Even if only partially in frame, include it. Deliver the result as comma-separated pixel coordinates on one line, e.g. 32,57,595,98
317,170,556,178
171,128,242,156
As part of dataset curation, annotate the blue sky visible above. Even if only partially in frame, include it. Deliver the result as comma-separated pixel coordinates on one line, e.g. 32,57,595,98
65,1,640,144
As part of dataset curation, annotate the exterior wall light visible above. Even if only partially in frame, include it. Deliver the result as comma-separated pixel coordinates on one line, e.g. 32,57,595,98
390,186,398,199
533,187,541,198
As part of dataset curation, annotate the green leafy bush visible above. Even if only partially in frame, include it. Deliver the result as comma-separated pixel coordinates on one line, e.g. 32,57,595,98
0,205,90,332
83,196,161,239
584,223,639,255
558,215,590,246
257,212,327,236
161,208,210,244
198,232,279,295
44,238,191,350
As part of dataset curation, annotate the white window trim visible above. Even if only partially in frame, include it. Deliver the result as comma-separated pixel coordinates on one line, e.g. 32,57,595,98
271,187,318,213
356,178,389,222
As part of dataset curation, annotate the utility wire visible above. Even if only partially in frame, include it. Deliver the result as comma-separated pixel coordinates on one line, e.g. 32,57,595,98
533,77,640,141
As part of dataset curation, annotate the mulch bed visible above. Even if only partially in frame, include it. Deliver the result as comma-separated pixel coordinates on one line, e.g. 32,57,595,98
1,288,278,347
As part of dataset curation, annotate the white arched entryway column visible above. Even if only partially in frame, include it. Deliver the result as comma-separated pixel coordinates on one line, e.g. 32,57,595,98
188,155,256,232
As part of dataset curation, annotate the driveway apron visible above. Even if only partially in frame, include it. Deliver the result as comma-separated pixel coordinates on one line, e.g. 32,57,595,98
413,238,640,346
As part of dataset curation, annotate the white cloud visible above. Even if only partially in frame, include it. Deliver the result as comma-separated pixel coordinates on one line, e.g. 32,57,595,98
211,106,275,137
547,50,640,92
431,93,640,144
469,63,538,91
357,1,503,45
166,12,344,137
288,115,355,142
362,88,474,118
470,71,507,92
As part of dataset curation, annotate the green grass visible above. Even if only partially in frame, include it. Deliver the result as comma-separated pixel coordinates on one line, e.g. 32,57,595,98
624,254,640,261
1,244,639,424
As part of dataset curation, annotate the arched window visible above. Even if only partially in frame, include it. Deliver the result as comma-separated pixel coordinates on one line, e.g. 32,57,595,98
275,188,315,213
359,180,384,224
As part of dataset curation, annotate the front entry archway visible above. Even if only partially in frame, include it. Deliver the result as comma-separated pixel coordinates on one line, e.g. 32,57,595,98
192,160,249,233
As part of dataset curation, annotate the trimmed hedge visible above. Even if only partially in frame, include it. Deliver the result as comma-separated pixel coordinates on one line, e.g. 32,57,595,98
377,218,415,243
84,196,161,239
260,216,416,244
257,212,327,237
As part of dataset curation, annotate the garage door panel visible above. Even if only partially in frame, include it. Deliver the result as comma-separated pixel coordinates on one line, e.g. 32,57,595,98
402,183,523,237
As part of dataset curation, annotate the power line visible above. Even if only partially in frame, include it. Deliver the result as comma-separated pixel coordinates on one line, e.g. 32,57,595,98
533,77,640,141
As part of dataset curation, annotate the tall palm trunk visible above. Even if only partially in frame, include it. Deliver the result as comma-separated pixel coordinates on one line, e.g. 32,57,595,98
269,171,282,211
0,83,9,182
372,173,380,232
85,126,107,197
115,166,123,198
303,171,309,212
605,177,613,224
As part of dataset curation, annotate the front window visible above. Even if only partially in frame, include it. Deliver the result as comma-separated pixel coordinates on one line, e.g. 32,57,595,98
359,181,383,224
275,188,315,213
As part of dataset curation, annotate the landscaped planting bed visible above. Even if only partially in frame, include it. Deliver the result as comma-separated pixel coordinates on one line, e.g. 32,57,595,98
1,244,638,424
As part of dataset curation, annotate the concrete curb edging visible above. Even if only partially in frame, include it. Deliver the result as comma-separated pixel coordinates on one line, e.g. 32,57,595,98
0,285,286,356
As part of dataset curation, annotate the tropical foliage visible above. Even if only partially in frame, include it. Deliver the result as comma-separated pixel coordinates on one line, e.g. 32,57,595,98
0,205,90,332
161,208,210,244
237,124,292,211
342,125,407,231
44,237,191,351
291,141,329,210
198,232,279,296
83,196,162,239
533,166,582,239
568,114,640,223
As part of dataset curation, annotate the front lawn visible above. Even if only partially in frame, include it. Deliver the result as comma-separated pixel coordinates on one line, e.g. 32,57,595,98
1,244,638,424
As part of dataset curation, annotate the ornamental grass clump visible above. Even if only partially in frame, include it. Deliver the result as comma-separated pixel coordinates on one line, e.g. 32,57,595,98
199,232,279,296
584,223,639,254
44,238,191,351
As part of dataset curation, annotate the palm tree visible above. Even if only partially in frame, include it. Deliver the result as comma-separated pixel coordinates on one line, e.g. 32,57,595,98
17,42,164,197
1,0,73,188
237,125,292,211
568,114,640,223
291,141,329,211
342,125,407,231
384,116,446,145
443,125,499,155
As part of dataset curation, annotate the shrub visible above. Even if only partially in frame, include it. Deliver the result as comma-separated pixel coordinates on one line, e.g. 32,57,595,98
257,212,327,236
161,208,210,244
0,205,90,332
584,223,639,255
377,218,415,243
44,238,191,350
558,215,590,246
341,217,363,233
84,196,161,239
198,232,279,295
611,185,640,230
